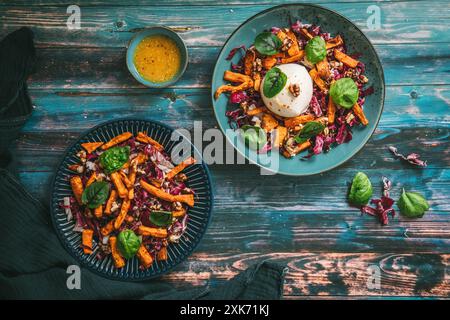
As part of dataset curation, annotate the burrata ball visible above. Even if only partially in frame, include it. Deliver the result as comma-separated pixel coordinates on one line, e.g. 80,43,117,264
260,63,313,118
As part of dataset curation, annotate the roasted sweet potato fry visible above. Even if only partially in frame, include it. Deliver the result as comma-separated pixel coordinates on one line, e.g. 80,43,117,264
101,220,114,236
136,132,164,151
86,172,97,188
214,82,253,100
110,172,128,198
138,225,168,238
309,68,328,92
326,35,344,50
136,244,153,268
101,132,133,150
281,51,305,64
261,113,279,132
273,126,288,148
166,157,197,180
114,198,131,230
282,141,312,158
316,57,330,79
140,180,195,207
327,96,336,124
244,49,255,76
94,205,103,219
109,236,125,269
82,229,94,254
300,28,313,40
157,247,168,261
246,107,266,116
334,49,359,68
70,176,83,205
104,189,117,215
119,171,133,189
284,114,316,128
81,142,103,154
286,30,300,56
224,70,252,83
352,103,369,125
253,72,261,91
262,57,277,70
172,208,187,218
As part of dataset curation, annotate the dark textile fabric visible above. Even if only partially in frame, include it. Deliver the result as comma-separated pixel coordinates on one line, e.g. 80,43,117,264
0,28,286,300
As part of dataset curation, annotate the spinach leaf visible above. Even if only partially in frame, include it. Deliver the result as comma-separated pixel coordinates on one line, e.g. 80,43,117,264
254,32,282,56
99,146,130,174
294,121,325,144
263,67,287,98
348,172,373,206
117,229,141,259
329,78,359,109
81,181,109,209
240,125,267,150
398,189,429,218
305,36,326,64
149,210,173,227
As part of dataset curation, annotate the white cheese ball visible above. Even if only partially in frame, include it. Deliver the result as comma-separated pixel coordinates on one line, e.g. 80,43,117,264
260,63,313,118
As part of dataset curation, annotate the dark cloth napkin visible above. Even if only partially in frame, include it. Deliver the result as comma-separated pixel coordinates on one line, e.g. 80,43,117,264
0,28,286,300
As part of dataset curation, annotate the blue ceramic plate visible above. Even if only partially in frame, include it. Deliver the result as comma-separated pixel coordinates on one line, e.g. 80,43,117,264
126,27,188,88
50,119,213,281
211,4,385,176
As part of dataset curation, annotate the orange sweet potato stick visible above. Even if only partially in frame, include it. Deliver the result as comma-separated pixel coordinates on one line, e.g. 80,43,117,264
138,225,168,238
136,244,153,268
136,132,164,151
282,140,312,158
246,107,267,116
110,172,128,198
109,236,125,268
104,189,117,215
166,157,197,180
114,198,131,230
244,49,256,76
94,205,103,219
85,172,97,188
172,208,187,218
309,68,328,92
284,114,316,128
326,35,343,50
316,57,330,79
100,220,114,236
119,171,133,189
157,247,168,261
352,103,369,125
281,51,305,64
334,49,359,68
81,142,104,154
101,132,133,150
70,176,84,205
327,96,336,124
140,180,195,207
81,229,94,254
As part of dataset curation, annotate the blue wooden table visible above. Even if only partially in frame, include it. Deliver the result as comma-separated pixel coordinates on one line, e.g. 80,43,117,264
1,0,449,298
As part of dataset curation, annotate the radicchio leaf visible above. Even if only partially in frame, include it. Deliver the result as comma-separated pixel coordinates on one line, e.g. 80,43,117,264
226,45,245,60
388,146,427,167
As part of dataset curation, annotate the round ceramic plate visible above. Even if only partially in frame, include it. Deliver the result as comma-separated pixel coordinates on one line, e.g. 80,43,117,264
50,119,213,281
211,4,385,176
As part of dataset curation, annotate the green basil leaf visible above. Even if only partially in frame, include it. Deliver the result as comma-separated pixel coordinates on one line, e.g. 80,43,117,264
240,125,267,150
149,210,173,227
329,78,359,109
398,189,430,218
294,121,325,144
117,229,141,259
348,172,373,206
81,181,109,209
305,36,327,64
99,146,130,174
263,67,287,98
254,32,282,56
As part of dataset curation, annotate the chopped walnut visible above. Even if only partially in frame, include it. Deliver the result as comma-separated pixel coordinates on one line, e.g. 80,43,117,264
110,201,119,213
76,150,87,163
288,83,300,97
360,75,369,83
281,37,293,52
346,113,355,124
252,58,262,72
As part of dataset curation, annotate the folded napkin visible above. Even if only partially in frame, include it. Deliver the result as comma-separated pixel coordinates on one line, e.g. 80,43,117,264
0,28,286,300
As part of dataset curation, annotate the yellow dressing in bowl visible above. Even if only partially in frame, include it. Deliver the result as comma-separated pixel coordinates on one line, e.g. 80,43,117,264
133,35,181,83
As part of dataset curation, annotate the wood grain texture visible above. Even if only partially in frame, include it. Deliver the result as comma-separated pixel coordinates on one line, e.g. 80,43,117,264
1,0,449,298
1,2,449,47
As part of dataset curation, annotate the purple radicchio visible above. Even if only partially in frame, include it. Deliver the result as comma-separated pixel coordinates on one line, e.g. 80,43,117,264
361,177,396,225
388,146,427,167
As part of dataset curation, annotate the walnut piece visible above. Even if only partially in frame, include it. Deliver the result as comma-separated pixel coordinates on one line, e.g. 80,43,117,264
288,83,300,97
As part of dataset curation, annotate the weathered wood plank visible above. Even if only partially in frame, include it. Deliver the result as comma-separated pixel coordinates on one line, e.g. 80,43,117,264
27,44,450,89
18,86,450,133
163,252,449,297
1,2,449,47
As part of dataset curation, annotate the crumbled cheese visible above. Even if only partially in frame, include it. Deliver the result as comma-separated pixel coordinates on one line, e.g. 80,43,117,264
85,161,96,171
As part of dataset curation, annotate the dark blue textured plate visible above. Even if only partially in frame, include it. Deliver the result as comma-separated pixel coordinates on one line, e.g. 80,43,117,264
50,119,213,281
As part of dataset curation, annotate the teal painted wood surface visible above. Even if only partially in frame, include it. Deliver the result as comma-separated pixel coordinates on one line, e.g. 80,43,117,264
1,0,449,298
